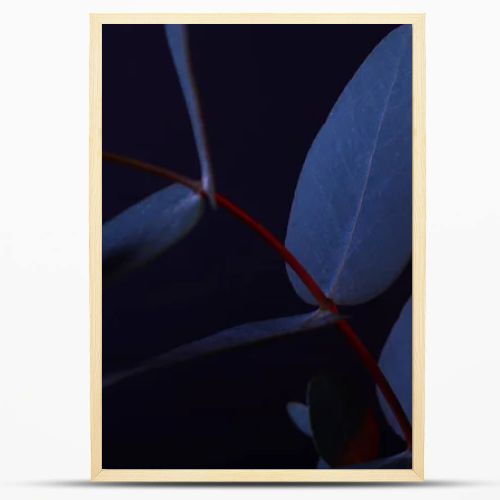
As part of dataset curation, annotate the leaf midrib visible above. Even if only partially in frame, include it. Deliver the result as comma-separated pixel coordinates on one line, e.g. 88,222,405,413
328,35,409,299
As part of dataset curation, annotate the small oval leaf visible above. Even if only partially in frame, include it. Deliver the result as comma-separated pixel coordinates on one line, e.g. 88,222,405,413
104,310,338,387
103,183,204,282
308,375,352,464
165,25,216,204
286,402,313,437
307,372,379,467
286,25,412,305
378,297,412,438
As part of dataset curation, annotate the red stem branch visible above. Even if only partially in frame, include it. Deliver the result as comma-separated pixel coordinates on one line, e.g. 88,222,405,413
215,193,333,311
103,151,412,449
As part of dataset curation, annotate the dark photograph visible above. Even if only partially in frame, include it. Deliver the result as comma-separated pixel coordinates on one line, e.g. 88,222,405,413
102,23,413,470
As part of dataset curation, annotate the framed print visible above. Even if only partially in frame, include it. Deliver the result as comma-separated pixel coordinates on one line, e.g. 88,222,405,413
90,13,425,482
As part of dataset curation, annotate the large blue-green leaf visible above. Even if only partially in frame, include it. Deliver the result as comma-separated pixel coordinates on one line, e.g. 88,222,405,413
104,310,337,388
378,298,412,438
103,183,204,282
286,25,412,306
165,25,216,203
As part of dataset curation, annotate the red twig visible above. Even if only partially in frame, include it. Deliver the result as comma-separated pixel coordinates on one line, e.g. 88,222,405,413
103,151,412,449
215,194,333,311
335,318,412,448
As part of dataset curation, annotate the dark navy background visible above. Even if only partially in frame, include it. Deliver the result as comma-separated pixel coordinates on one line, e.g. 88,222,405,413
102,24,411,469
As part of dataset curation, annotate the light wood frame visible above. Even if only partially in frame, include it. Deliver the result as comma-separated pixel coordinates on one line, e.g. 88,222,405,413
90,13,425,483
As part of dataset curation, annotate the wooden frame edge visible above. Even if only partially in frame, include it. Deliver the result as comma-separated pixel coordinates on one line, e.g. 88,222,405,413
89,12,425,25
411,13,426,481
89,12,426,483
90,13,103,479
93,468,423,483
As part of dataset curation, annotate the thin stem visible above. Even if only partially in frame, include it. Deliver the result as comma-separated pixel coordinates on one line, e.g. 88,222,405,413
102,151,412,449
215,194,333,311
104,152,202,193
335,318,412,449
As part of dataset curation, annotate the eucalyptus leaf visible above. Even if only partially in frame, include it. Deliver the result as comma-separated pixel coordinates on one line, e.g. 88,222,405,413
286,402,313,437
296,391,411,470
103,183,204,283
378,298,412,438
307,372,377,467
286,25,412,305
165,25,216,202
104,310,338,388
304,375,412,469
